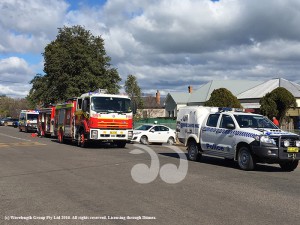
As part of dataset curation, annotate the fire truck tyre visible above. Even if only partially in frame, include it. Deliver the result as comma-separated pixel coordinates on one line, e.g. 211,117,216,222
25,127,28,133
279,160,299,172
167,137,175,145
116,141,126,148
187,140,201,161
237,146,256,171
58,129,64,143
78,131,86,148
140,136,149,145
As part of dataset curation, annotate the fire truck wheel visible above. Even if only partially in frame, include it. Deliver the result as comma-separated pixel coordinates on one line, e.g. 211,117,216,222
140,135,149,145
78,131,86,148
25,127,28,133
58,129,64,143
116,141,126,148
237,146,256,171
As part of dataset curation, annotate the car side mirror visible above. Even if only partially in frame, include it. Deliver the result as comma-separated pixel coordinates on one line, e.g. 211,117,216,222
150,129,155,133
226,123,235,129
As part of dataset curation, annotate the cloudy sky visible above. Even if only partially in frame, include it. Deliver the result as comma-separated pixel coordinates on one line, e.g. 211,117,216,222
1,0,300,98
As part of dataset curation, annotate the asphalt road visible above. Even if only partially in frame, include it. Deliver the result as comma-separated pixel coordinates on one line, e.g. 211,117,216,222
0,126,299,225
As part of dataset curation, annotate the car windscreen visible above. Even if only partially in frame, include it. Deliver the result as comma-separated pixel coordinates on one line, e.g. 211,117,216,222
27,114,38,120
234,114,278,129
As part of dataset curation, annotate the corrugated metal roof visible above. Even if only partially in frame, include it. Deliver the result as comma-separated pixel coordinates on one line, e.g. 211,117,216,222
188,80,263,103
237,78,300,99
167,92,191,104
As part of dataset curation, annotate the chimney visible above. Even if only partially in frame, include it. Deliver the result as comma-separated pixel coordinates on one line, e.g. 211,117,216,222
156,90,160,105
188,85,192,93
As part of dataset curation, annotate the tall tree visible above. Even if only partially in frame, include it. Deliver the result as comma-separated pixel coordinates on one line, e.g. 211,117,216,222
124,75,143,114
27,25,121,105
204,88,242,108
260,87,296,123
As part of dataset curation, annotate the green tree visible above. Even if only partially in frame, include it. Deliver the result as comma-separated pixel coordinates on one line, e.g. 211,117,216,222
124,74,143,114
204,88,242,108
27,25,121,105
260,87,296,123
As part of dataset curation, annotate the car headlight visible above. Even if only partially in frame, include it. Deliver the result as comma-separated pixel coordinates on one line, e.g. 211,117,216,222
283,140,290,147
295,140,300,147
256,135,276,145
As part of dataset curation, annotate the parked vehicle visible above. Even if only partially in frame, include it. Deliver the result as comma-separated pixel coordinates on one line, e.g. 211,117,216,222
0,118,18,126
19,110,39,133
177,106,300,171
54,89,133,148
132,124,176,145
12,120,19,128
37,105,56,137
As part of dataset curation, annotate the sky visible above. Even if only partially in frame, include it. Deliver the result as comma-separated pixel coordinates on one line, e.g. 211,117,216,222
1,0,300,98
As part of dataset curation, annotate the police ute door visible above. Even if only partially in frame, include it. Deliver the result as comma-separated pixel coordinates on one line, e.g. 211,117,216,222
216,114,236,158
200,113,221,153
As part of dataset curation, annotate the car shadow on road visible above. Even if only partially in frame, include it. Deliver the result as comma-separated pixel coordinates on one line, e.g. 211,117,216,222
159,153,285,172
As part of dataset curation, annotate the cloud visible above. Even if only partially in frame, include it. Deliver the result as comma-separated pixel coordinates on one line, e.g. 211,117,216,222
0,57,34,97
0,0,69,53
2,0,300,98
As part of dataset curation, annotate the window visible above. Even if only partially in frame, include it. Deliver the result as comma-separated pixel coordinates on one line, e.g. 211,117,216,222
160,126,169,131
220,115,234,128
206,114,220,127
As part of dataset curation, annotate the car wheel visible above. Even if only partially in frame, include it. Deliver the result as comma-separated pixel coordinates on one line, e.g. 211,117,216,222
140,135,149,145
167,137,175,145
188,140,201,161
237,146,256,171
279,160,298,172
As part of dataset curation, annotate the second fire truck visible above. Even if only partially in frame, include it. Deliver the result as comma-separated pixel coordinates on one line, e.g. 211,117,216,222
54,90,133,148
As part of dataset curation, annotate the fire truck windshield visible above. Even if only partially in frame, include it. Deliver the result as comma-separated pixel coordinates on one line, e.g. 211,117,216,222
91,97,132,113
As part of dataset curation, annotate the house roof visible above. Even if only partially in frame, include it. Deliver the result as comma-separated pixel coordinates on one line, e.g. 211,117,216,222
188,80,263,103
237,78,300,99
166,92,191,104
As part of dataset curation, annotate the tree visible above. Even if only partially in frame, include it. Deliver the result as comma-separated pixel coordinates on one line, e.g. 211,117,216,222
260,87,296,123
204,88,242,108
27,25,121,105
124,75,143,114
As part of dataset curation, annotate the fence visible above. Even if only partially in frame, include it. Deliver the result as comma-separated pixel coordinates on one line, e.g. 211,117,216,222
134,118,177,129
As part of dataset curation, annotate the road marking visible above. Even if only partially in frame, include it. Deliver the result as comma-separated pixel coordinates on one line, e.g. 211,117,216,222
0,142,46,148
0,132,33,142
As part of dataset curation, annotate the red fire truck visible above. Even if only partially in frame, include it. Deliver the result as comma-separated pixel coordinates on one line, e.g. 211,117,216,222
55,90,133,148
37,105,56,137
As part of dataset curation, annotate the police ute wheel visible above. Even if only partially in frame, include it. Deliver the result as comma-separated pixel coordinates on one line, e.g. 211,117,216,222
237,146,256,171
187,140,201,162
167,137,175,145
140,135,149,145
279,160,299,172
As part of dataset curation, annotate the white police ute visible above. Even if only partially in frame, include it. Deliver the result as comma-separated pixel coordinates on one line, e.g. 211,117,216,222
177,106,300,171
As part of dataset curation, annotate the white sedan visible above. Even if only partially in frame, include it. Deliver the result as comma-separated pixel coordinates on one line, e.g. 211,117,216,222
132,124,176,145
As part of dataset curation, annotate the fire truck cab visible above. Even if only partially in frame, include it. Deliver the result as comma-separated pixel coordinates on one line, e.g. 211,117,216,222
55,90,133,148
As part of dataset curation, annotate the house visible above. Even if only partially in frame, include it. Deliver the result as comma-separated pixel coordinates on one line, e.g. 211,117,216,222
164,78,300,129
164,86,192,117
137,90,165,118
